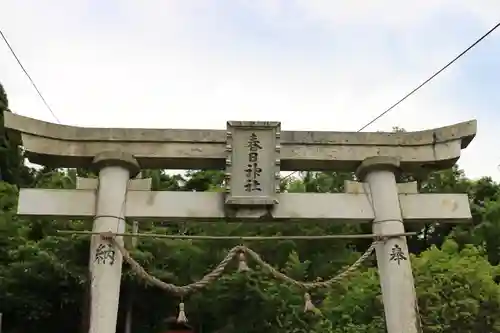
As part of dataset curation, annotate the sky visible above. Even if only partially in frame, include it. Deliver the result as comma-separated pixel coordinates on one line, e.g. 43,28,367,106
1,0,499,180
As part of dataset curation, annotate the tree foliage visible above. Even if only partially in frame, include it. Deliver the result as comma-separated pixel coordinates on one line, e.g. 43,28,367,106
0,82,32,187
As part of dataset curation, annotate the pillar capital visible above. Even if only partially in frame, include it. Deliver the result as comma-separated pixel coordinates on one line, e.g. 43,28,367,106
91,151,140,177
356,156,401,181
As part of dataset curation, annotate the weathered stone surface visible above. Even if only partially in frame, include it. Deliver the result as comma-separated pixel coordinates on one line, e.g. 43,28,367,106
356,156,401,180
76,177,152,190
225,121,280,205
5,112,476,172
359,152,418,333
91,151,140,177
18,189,472,223
344,180,418,194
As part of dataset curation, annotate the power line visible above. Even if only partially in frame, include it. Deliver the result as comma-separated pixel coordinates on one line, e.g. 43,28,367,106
0,29,61,123
282,22,500,182
358,22,499,132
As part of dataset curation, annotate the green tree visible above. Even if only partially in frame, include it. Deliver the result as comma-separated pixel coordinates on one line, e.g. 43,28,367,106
0,83,33,186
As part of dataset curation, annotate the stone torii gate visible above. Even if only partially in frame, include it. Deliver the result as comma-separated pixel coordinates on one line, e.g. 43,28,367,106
5,113,476,333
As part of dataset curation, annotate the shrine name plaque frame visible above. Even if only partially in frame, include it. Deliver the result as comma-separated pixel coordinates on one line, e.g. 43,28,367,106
224,121,281,206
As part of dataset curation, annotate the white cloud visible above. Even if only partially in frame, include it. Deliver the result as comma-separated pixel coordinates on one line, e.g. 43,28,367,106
0,0,499,179
241,0,499,30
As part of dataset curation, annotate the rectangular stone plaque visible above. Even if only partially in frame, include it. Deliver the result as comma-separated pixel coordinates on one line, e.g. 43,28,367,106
225,121,280,206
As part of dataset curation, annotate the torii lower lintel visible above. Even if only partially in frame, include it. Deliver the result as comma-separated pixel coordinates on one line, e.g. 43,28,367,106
18,188,471,223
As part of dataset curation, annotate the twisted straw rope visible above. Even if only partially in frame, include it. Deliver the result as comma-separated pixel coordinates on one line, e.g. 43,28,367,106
107,234,377,296
244,244,376,290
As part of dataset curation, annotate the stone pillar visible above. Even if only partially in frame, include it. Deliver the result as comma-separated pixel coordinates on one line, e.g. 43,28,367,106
356,156,421,333
89,151,140,333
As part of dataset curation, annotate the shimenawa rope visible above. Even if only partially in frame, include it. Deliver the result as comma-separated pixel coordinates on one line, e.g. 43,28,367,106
100,232,378,321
